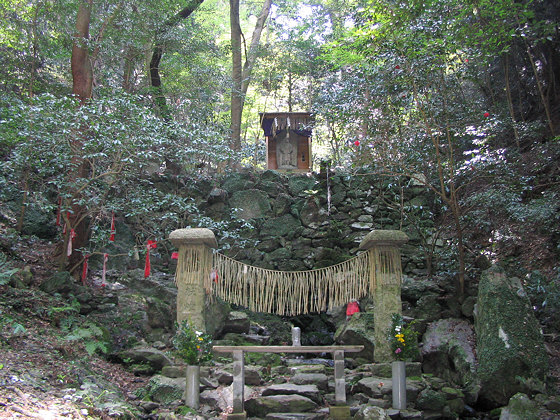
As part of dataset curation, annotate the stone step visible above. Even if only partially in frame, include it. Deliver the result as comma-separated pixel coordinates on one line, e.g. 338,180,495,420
265,413,328,420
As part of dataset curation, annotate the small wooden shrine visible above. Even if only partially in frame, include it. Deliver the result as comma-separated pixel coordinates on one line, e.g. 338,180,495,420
259,112,313,172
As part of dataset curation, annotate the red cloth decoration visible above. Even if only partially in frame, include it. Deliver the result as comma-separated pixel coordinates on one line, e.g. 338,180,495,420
211,269,219,283
484,112,490,118
67,229,76,257
354,140,360,146
62,212,70,234
81,255,89,285
171,252,179,260
109,212,116,242
56,197,62,226
346,301,360,317
144,240,157,278
102,253,108,285
395,65,400,69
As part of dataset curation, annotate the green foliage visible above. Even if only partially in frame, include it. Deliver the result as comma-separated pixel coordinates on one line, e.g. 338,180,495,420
0,310,27,336
388,313,419,362
0,253,19,286
173,320,213,365
64,321,110,356
525,270,560,329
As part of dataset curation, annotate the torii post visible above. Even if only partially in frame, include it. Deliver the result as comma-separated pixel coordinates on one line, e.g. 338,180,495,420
359,230,408,362
169,228,217,332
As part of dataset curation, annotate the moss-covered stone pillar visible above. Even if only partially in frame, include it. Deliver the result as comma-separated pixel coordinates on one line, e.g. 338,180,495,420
359,230,408,362
169,228,217,332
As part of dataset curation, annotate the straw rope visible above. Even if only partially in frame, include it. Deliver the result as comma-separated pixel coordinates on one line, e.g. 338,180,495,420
211,252,373,315
176,244,403,315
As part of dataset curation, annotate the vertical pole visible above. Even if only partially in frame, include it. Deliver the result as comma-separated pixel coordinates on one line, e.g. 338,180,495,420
232,350,245,414
333,350,346,405
169,228,217,332
292,327,301,346
359,230,408,362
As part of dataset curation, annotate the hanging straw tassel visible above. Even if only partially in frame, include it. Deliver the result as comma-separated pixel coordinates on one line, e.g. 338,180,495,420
210,252,371,316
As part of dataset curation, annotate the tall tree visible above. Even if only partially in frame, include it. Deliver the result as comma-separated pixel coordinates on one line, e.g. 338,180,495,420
230,0,272,152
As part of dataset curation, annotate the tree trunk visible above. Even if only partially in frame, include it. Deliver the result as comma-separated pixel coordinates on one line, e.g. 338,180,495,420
64,0,94,272
230,0,243,152
230,0,272,152
71,0,93,105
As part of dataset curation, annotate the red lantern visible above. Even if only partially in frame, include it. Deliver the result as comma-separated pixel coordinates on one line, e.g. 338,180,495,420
395,65,400,69
354,140,360,147
484,112,490,118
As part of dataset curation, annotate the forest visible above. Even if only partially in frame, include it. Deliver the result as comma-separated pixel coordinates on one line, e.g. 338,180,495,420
1,0,560,418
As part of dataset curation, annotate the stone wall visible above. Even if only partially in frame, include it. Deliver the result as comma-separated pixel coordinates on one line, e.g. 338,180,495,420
192,169,436,275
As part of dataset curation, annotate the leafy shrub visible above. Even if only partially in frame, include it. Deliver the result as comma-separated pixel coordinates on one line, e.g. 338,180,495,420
64,321,110,355
173,320,213,365
0,253,19,286
388,313,419,361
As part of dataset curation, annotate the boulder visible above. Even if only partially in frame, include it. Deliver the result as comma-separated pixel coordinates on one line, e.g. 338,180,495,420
222,311,250,334
146,375,184,404
200,384,253,412
421,319,478,395
354,377,421,403
415,388,446,411
119,347,172,374
499,393,540,420
475,266,548,408
353,406,390,420
40,271,76,294
245,394,317,417
229,189,271,220
334,312,375,361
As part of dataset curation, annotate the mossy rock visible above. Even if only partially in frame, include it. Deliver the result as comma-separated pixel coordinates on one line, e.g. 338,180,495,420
476,266,548,407
221,172,256,193
499,393,540,420
146,375,184,404
40,271,76,295
416,388,447,411
229,189,272,220
260,214,302,238
288,175,317,196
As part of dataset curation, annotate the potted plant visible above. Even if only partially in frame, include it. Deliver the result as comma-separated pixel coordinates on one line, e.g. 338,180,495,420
173,320,213,409
388,313,419,409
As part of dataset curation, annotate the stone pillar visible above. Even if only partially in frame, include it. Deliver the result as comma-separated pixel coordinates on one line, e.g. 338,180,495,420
329,349,351,419
292,327,301,346
169,228,217,332
359,230,408,362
